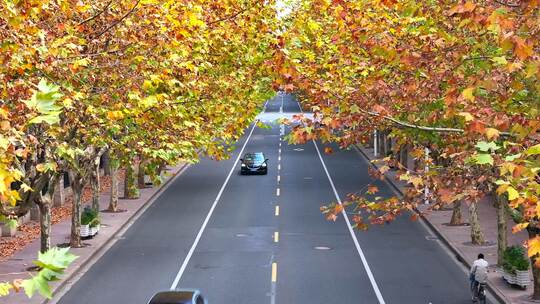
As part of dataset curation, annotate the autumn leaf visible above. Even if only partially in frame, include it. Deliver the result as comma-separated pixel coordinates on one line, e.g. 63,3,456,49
367,184,379,194
485,128,500,140
512,223,529,234
528,236,540,257
324,147,333,154
514,37,533,60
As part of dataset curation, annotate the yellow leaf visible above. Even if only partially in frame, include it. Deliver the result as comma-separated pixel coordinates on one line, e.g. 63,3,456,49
528,236,540,257
496,184,509,195
459,112,474,122
462,87,475,101
507,186,519,201
485,128,500,140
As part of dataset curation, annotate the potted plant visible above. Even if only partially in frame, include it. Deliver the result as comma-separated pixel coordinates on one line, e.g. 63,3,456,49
502,245,530,289
81,207,99,238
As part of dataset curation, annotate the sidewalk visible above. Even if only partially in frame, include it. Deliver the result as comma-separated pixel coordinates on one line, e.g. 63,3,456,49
0,163,189,304
355,145,536,304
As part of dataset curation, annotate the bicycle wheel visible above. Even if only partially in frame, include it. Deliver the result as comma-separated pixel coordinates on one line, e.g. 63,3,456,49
478,286,486,304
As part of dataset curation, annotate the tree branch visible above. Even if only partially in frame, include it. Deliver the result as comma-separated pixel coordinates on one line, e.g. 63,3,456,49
78,0,113,26
93,0,141,39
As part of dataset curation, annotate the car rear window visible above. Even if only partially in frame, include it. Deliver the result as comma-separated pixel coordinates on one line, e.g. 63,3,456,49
245,153,264,161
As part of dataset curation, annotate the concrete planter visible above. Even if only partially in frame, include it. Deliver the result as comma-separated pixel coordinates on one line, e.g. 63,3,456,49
90,224,100,236
81,224,100,238
503,269,530,288
80,224,91,237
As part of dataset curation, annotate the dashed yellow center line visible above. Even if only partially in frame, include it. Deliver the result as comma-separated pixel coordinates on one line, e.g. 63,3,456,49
274,231,279,243
275,205,280,216
276,188,280,196
271,262,278,282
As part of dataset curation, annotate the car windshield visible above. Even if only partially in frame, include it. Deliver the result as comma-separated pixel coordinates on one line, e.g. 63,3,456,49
244,153,264,161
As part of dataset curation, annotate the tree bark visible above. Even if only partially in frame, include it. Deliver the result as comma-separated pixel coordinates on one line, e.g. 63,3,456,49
69,171,83,248
495,194,508,265
37,199,51,253
449,201,462,225
102,150,111,176
138,160,146,188
91,162,100,212
469,201,485,245
108,162,119,212
124,160,140,199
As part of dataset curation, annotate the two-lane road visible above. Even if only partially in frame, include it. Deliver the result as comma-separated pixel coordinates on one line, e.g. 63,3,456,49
57,94,497,304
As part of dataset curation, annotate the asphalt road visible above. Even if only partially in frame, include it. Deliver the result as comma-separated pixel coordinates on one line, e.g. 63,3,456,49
57,94,497,304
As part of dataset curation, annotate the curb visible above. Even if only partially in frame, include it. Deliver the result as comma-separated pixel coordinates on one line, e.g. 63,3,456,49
44,163,191,304
353,145,509,304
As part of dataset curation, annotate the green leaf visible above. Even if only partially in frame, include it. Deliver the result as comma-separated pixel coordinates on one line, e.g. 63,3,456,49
21,274,51,299
507,186,519,201
505,153,522,161
491,56,507,66
476,141,499,152
474,153,494,165
34,247,78,273
525,144,540,155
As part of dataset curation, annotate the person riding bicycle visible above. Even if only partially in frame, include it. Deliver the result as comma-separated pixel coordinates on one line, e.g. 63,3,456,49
470,253,488,301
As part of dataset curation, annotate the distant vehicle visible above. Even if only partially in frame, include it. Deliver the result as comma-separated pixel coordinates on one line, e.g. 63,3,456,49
240,152,268,175
147,290,206,304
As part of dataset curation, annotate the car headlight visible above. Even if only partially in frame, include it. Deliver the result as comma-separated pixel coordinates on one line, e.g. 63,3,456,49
241,163,246,167
261,163,267,167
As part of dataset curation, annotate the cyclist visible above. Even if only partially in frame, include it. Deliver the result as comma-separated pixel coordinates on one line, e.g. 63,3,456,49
470,253,488,301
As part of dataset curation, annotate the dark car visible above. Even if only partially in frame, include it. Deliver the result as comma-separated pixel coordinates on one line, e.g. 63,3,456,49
240,152,268,175
147,290,206,304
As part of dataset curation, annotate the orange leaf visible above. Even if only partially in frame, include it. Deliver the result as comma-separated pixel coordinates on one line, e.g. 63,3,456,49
512,223,529,234
324,147,333,154
528,236,540,257
514,37,534,60
367,185,379,194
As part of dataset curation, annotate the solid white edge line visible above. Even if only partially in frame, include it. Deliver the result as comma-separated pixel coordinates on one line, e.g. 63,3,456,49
170,122,259,290
313,141,386,304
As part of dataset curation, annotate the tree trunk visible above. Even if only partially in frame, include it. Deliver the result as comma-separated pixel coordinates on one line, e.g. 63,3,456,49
108,162,119,212
138,160,146,188
528,227,540,300
91,163,100,212
449,201,462,225
124,161,140,199
495,194,508,265
469,201,485,245
38,200,51,253
102,150,111,176
69,171,83,248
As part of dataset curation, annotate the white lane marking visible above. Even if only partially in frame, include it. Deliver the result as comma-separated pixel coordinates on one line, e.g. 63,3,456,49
313,141,386,304
170,122,259,290
279,148,281,154
278,164,281,171
276,188,280,196
277,175,280,183
275,205,280,216
278,156,281,162
274,231,279,243
280,94,284,114
279,142,282,147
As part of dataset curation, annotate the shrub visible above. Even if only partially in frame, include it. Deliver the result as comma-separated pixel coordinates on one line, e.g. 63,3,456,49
502,246,530,274
81,207,100,227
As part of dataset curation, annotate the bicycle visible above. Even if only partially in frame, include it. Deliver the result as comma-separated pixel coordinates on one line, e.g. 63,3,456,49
472,282,487,304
